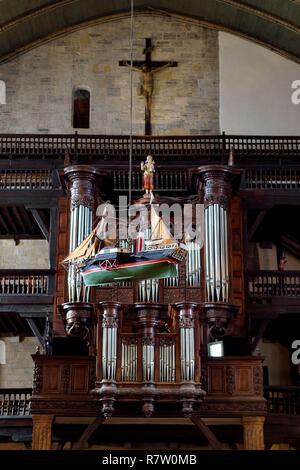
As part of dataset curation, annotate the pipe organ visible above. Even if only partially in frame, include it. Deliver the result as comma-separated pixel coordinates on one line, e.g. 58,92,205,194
64,165,102,303
197,165,241,343
58,163,244,419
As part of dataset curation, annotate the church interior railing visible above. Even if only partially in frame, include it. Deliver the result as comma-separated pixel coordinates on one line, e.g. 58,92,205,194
265,386,300,415
0,270,54,296
0,388,32,416
1,134,300,158
246,270,300,298
242,167,300,190
0,169,53,190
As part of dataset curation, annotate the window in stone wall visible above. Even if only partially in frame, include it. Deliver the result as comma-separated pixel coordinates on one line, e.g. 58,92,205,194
0,80,6,104
0,340,6,364
73,88,90,128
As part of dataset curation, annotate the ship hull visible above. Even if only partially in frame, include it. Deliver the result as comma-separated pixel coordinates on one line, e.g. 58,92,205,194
81,258,178,286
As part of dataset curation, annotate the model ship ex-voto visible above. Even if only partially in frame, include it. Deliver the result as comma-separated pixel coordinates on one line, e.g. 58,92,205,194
63,156,188,286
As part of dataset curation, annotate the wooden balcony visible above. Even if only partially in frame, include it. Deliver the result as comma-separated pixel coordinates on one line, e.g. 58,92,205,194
0,269,54,336
0,388,31,417
1,133,300,164
8,384,300,418
246,270,300,317
265,386,300,416
0,269,54,305
29,354,265,419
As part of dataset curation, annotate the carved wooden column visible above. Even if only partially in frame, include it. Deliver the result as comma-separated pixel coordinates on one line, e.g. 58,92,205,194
174,302,205,417
242,416,265,450
196,165,241,344
61,165,103,351
92,301,121,418
32,414,54,450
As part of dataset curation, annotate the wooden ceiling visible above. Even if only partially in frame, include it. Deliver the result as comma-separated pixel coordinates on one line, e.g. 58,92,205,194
0,207,49,240
0,1,299,64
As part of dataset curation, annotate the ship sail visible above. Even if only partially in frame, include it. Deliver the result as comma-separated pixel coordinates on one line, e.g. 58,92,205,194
150,208,174,245
62,227,99,264
62,214,115,265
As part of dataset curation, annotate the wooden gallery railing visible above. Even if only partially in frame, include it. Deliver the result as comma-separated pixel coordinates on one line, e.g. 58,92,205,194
0,270,54,296
1,134,300,159
243,167,300,190
0,169,53,190
246,270,300,299
265,386,300,415
0,388,31,416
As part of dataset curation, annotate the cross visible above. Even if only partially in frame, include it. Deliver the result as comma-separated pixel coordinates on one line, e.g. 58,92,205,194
119,38,177,135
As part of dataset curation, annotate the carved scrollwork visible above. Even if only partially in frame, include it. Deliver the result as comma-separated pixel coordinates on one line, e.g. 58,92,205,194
33,363,43,394
142,336,154,346
61,365,71,394
226,366,235,395
178,316,195,328
253,366,263,396
102,317,118,328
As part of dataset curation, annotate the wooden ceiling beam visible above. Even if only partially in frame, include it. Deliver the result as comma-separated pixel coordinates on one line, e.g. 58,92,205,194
29,208,49,241
1,206,19,234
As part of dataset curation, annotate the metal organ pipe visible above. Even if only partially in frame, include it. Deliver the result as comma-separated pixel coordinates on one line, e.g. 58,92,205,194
205,203,229,302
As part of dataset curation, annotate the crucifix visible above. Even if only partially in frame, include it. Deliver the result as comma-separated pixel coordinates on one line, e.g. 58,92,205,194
119,38,177,135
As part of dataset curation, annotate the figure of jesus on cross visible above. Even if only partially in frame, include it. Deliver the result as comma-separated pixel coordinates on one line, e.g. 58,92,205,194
119,38,177,135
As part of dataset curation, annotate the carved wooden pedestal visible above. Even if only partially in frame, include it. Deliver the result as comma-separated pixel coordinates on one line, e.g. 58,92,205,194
202,302,239,342
242,416,265,450
59,301,96,352
32,414,54,450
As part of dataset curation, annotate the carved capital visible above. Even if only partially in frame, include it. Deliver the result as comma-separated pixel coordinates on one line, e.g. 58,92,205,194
64,164,105,209
196,165,241,208
242,416,265,450
174,302,198,329
132,303,165,338
32,414,54,450
98,301,121,328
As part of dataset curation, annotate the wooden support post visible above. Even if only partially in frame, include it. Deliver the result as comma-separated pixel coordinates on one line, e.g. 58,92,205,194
73,417,104,450
32,414,54,450
242,416,265,450
191,415,222,450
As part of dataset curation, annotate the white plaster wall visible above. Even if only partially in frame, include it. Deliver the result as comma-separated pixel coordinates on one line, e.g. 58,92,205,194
0,16,219,135
0,336,38,387
257,243,277,270
0,239,49,269
219,32,300,135
258,340,291,386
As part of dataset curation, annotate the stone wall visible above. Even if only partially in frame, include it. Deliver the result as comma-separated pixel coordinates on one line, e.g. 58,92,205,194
0,336,38,387
0,239,49,269
0,15,219,135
